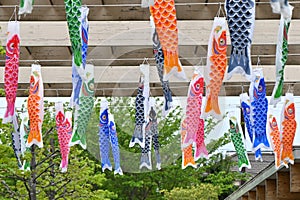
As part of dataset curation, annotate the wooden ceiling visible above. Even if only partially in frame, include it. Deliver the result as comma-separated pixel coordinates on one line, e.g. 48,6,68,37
0,0,300,97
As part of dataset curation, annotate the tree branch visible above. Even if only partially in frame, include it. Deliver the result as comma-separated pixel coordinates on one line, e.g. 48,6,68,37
24,181,30,194
41,178,68,189
36,150,59,167
0,171,27,182
55,179,71,195
34,163,55,181
0,180,19,199
43,127,54,139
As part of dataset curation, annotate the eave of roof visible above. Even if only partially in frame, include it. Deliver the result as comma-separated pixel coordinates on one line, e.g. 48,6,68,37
225,146,300,200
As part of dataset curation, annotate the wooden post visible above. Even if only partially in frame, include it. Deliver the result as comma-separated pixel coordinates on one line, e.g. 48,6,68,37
256,185,265,200
29,145,37,200
277,171,300,199
290,163,300,192
242,196,248,200
265,179,277,200
248,191,256,200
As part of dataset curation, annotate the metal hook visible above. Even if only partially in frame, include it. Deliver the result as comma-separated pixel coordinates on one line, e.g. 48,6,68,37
197,57,204,66
34,60,40,65
256,56,261,68
87,59,94,65
287,84,294,94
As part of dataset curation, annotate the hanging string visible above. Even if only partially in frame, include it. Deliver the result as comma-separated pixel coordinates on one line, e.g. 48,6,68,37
216,2,226,18
8,5,17,21
241,83,244,94
142,57,150,65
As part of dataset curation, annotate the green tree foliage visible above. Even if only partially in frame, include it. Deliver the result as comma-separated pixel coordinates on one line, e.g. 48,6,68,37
0,101,116,200
164,183,219,200
86,97,249,200
0,97,249,200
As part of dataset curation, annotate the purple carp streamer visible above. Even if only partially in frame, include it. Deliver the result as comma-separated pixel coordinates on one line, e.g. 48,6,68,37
99,99,123,175
3,21,20,124
270,6,293,106
225,0,255,80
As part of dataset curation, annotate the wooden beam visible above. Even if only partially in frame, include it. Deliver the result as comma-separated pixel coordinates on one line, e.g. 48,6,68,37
265,179,277,200
256,185,266,200
277,171,300,199
290,163,300,193
0,1,299,21
248,191,256,200
1,65,300,97
1,44,300,66
0,65,299,84
0,20,299,46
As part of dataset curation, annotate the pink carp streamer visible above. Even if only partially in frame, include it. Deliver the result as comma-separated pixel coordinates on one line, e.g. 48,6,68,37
3,21,20,124
181,70,207,169
55,102,72,173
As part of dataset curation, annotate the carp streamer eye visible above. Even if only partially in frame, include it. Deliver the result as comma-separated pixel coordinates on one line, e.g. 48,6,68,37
219,38,225,46
102,115,106,120
258,85,263,92
272,121,277,127
288,108,294,114
246,107,250,113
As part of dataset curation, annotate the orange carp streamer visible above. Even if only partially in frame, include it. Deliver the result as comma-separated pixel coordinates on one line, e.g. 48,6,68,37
26,64,44,148
202,17,227,120
281,93,297,166
150,0,186,81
